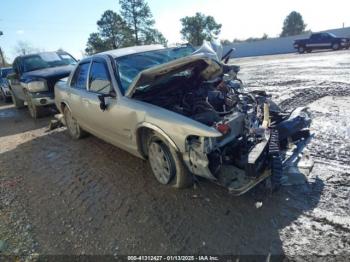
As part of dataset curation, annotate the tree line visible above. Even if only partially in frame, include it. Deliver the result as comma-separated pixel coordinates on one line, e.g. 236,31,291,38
85,0,222,54
86,1,307,54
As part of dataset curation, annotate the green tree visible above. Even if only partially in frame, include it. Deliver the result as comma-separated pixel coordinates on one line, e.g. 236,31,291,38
97,10,133,48
119,0,166,45
85,33,110,55
280,11,307,37
262,33,268,40
180,13,222,46
144,28,167,45
85,10,133,55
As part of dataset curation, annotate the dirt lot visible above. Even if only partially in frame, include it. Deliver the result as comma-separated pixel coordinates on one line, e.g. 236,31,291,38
0,50,349,259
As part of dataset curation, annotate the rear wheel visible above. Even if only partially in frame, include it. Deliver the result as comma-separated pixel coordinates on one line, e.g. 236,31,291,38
298,46,305,54
10,89,25,108
63,106,85,139
148,134,193,188
332,42,340,50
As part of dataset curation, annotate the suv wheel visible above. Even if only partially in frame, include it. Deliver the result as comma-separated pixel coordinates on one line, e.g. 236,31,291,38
25,91,45,119
63,106,84,139
298,46,305,54
10,90,25,108
332,42,340,50
148,134,193,188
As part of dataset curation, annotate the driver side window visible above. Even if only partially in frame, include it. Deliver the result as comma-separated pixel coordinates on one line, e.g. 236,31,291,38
89,61,112,95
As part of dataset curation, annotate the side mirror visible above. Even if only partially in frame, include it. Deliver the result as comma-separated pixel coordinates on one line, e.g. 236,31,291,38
98,94,108,111
98,91,116,111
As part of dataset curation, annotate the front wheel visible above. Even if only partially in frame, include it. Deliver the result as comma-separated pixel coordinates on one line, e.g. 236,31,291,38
10,90,25,108
332,42,340,50
148,135,193,188
25,91,45,119
63,106,85,139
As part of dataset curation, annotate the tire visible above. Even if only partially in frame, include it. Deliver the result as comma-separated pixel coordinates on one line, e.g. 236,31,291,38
63,106,85,140
147,134,193,188
306,49,312,53
24,90,45,119
332,42,340,50
10,89,25,108
298,46,305,54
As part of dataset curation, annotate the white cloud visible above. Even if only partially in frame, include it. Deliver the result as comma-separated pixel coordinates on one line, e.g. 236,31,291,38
16,30,25,35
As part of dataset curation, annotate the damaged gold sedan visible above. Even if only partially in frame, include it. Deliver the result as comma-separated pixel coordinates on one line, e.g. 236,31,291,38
54,44,311,195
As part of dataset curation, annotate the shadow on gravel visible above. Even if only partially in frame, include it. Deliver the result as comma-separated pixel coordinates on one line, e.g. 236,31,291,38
0,103,52,138
0,129,324,258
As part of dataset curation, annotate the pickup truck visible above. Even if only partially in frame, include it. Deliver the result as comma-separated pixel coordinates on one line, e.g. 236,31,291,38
7,51,77,118
293,32,350,54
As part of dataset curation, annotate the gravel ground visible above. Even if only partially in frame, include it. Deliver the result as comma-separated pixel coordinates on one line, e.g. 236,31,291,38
0,50,349,260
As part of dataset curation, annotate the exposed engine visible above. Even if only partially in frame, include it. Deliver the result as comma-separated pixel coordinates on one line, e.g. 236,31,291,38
133,65,249,125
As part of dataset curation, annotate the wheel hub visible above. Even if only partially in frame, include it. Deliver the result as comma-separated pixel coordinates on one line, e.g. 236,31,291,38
148,142,174,184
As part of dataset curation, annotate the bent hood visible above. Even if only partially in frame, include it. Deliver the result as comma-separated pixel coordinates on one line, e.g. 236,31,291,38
21,65,75,83
125,55,222,97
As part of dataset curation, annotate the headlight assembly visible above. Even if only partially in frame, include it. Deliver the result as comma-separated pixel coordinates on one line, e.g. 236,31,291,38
26,80,48,92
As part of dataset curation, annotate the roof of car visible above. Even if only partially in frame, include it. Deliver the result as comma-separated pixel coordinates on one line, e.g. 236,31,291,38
99,45,165,58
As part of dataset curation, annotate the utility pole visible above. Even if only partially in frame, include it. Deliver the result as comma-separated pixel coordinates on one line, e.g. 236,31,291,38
0,30,5,66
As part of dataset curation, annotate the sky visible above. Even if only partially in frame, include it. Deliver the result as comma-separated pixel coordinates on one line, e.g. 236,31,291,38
1,0,349,62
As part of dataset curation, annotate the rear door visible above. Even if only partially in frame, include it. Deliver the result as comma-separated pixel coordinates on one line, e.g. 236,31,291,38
67,60,91,126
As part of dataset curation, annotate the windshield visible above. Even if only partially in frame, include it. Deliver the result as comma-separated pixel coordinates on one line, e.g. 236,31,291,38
22,52,77,72
115,46,195,92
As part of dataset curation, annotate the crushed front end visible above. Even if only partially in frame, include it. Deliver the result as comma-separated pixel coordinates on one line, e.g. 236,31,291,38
184,84,311,195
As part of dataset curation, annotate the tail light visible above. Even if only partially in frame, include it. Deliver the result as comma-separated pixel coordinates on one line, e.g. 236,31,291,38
216,123,231,135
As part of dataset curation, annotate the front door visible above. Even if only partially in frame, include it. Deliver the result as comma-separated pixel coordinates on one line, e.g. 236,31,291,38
81,58,137,153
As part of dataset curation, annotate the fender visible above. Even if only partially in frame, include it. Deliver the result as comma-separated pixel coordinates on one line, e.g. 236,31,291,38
135,122,180,157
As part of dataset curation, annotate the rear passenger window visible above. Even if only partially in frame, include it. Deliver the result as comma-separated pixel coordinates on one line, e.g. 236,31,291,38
71,63,90,89
89,62,111,95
